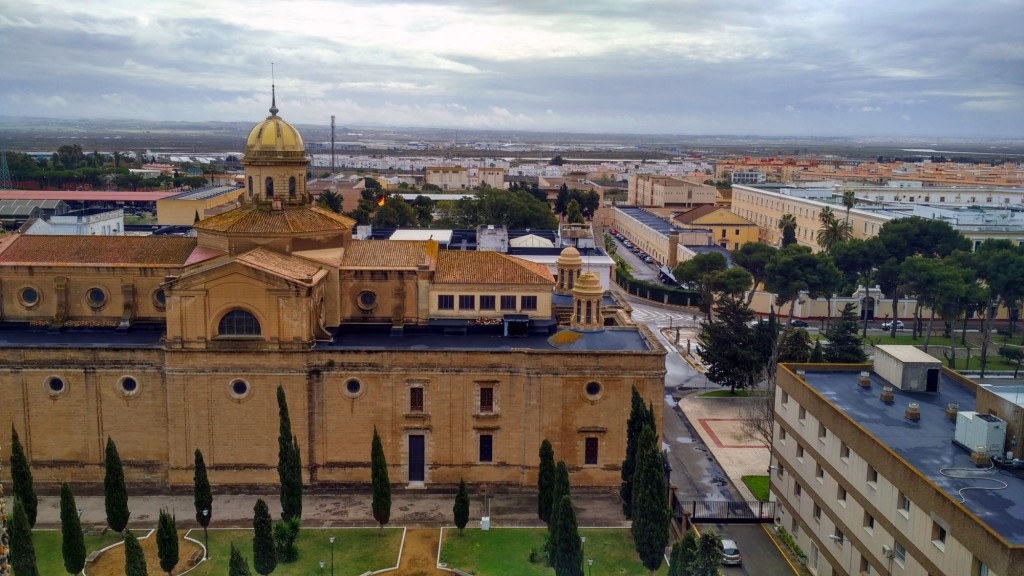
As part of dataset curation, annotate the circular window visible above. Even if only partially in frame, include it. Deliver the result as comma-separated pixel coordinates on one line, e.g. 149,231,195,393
357,291,377,311
46,376,67,398
117,376,141,398
344,378,364,399
152,289,166,309
228,379,252,402
584,381,603,400
19,287,40,308
87,287,107,309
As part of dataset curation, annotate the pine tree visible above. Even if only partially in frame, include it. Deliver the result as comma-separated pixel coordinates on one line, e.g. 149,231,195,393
10,497,39,576
809,339,824,363
620,386,646,518
276,385,302,522
124,529,149,576
193,448,212,558
60,482,86,575
370,426,391,536
229,543,253,576
537,439,555,524
692,530,723,576
453,478,469,535
546,461,571,566
551,495,583,576
824,303,868,363
669,530,699,576
252,499,277,576
156,509,178,576
103,437,130,533
10,426,38,528
632,425,670,576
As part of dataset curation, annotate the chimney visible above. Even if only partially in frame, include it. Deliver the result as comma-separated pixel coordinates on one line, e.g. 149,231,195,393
905,402,920,421
945,402,959,421
272,197,283,211
880,385,894,404
857,371,871,388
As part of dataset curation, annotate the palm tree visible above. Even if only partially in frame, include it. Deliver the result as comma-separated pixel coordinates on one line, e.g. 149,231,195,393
818,206,836,227
778,213,797,246
816,218,852,254
842,190,856,225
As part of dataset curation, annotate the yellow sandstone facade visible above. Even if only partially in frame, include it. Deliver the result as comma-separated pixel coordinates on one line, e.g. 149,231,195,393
0,98,664,492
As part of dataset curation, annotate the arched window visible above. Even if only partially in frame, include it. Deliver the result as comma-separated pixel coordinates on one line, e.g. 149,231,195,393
265,177,274,198
248,176,253,197
288,177,296,198
217,309,261,336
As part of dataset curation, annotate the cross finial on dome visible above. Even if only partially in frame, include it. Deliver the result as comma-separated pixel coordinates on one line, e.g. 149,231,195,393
269,62,279,116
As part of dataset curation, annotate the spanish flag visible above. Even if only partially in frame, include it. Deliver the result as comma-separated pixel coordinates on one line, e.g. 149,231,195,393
376,193,386,207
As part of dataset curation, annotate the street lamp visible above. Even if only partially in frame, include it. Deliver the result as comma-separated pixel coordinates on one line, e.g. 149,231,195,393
202,508,209,560
319,559,325,576
588,557,593,576
580,536,586,571
329,536,335,576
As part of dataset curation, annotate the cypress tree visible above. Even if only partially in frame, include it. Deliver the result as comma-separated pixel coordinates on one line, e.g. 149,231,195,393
10,425,38,528
103,437,130,533
124,529,149,576
370,426,391,536
632,425,670,576
546,461,571,566
537,439,555,524
551,495,583,576
10,497,39,576
60,482,86,576
156,509,178,576
229,542,253,576
620,386,645,518
252,499,277,576
279,437,302,522
693,530,723,576
809,339,824,363
193,448,212,557
669,529,699,576
453,478,469,535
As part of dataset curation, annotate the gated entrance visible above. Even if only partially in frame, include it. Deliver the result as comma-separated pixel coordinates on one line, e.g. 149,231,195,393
674,497,776,524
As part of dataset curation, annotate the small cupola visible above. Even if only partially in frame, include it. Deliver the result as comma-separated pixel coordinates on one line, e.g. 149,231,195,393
555,245,583,296
571,271,603,331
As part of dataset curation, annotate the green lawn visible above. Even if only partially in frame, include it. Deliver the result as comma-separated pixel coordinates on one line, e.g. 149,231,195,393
440,528,668,576
185,527,402,576
32,529,125,575
742,475,770,502
868,335,1019,372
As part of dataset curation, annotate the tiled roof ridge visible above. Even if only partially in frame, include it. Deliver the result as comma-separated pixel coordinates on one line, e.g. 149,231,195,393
0,234,198,266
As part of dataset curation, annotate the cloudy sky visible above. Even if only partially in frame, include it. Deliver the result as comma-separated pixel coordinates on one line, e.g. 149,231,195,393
2,0,1022,137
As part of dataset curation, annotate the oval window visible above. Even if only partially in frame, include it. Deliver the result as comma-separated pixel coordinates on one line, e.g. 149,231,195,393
585,381,602,399
232,380,249,396
87,287,107,308
346,379,361,394
21,287,39,306
153,289,166,308
357,291,377,311
46,376,68,398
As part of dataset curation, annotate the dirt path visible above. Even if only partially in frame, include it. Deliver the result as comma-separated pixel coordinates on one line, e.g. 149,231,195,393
389,529,447,575
87,531,202,576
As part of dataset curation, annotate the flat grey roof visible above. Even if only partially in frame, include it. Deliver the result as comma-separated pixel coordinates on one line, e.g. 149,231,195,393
165,185,240,201
0,327,164,348
324,327,651,352
616,206,687,236
802,369,1024,545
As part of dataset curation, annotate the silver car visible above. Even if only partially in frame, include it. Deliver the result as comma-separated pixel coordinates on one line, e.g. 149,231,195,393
721,538,742,566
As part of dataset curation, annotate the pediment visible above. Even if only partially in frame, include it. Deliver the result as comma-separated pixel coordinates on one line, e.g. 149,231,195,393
166,250,325,292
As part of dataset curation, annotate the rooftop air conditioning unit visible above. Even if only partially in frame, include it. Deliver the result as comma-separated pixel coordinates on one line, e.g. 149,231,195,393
954,412,1007,457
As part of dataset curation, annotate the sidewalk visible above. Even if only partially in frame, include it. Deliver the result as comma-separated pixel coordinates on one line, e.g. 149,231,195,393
32,492,628,531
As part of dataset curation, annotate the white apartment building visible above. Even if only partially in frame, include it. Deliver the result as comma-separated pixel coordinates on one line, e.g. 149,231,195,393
771,351,1024,576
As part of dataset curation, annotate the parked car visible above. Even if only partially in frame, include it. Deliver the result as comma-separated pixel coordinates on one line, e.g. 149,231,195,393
721,539,742,566
790,319,809,328
643,256,653,263
881,320,905,330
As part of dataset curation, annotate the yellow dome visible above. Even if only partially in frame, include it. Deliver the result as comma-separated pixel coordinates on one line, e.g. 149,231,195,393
556,245,583,267
245,114,305,160
572,271,603,296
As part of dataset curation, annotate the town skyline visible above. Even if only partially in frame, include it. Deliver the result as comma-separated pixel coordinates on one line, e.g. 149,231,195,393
2,0,1022,139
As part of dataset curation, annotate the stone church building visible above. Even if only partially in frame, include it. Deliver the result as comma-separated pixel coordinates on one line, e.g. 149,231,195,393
0,98,664,492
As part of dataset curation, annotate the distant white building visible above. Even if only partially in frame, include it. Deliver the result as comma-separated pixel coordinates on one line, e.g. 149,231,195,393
21,208,124,236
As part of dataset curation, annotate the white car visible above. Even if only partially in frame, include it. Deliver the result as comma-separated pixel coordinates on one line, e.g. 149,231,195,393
721,539,742,566
881,320,905,330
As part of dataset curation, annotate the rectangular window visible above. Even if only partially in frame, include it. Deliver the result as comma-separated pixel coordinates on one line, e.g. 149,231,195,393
816,464,825,481
479,434,493,463
438,295,454,310
459,295,475,310
796,444,804,459
500,295,516,310
864,512,875,532
813,504,821,522
818,423,827,441
837,486,847,505
840,442,850,460
867,466,878,485
480,295,496,310
833,529,845,545
521,295,538,311
480,387,494,413
898,491,911,514
860,557,872,574
779,428,787,442
932,523,947,549
798,406,807,421
585,437,599,465
410,387,424,413
895,543,907,565
781,391,789,405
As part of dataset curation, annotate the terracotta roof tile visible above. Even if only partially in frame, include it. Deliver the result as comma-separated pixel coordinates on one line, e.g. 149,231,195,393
0,235,198,266
435,251,555,285
195,204,355,234
236,247,326,284
341,240,429,269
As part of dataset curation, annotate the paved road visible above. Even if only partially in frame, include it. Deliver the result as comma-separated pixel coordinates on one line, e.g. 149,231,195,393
699,523,801,576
